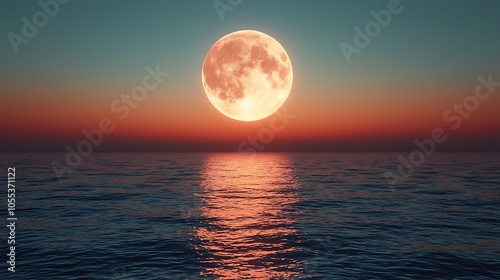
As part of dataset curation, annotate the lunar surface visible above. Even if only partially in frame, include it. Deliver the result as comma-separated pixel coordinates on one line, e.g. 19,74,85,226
202,30,293,121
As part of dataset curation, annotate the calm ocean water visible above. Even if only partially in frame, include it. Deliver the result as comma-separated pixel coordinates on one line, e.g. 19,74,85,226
1,152,499,279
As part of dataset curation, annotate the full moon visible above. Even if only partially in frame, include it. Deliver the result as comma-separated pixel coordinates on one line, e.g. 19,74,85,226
202,30,293,122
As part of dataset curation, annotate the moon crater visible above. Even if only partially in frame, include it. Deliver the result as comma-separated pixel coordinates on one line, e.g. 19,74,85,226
202,30,293,121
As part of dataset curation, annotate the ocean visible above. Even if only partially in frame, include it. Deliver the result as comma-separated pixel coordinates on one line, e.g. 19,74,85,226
1,152,499,279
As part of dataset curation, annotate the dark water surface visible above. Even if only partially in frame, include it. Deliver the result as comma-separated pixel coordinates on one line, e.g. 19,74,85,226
1,153,499,279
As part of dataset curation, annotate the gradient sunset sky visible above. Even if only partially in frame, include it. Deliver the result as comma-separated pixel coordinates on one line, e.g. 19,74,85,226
2,0,499,152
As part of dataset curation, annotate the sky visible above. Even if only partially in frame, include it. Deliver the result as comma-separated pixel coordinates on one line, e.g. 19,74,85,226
1,0,499,152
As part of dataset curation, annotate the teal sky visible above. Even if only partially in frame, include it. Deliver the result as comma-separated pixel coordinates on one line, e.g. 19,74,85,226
1,0,499,152
2,0,499,89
